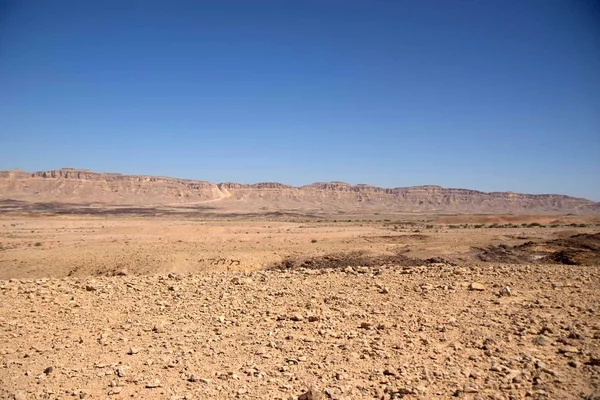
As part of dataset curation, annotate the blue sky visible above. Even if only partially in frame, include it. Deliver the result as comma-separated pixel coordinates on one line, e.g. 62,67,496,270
1,1,599,200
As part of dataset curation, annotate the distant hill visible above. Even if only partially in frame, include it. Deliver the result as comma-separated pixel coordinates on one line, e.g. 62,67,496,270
1,168,598,214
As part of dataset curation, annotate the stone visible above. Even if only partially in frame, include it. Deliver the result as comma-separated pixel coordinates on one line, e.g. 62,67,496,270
469,282,486,291
587,356,600,366
533,335,549,346
115,366,130,377
499,286,511,296
290,314,304,322
558,345,579,354
146,379,162,388
298,387,321,400
108,387,122,395
127,347,140,355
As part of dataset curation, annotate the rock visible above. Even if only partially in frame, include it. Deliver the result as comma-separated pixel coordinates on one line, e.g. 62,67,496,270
383,367,398,376
533,335,549,346
43,366,54,375
290,314,304,322
360,322,373,329
307,315,320,322
498,286,511,296
469,282,486,291
587,356,600,366
85,285,97,292
115,366,130,377
127,347,140,355
539,326,553,335
379,287,389,294
146,379,162,388
558,345,579,354
237,388,247,395
298,386,321,400
108,387,122,395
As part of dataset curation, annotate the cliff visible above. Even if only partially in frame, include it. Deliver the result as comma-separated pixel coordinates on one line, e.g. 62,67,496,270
0,168,597,214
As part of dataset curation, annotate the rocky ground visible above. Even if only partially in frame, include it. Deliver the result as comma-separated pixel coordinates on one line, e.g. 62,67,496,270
1,262,599,399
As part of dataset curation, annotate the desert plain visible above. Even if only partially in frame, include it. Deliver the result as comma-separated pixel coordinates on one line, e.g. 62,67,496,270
1,207,600,400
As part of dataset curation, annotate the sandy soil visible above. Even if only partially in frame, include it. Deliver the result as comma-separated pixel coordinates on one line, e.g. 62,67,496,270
1,213,599,399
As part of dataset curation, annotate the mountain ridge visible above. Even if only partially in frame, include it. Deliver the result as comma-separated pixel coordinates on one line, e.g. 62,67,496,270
1,168,598,214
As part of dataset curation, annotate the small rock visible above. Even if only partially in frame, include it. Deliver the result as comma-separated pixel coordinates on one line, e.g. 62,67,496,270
383,367,398,376
298,386,321,400
108,387,122,395
498,286,511,296
539,326,553,335
359,322,373,329
127,347,140,355
558,345,579,354
469,282,486,291
587,356,600,366
115,366,130,377
237,388,247,395
146,379,162,388
307,315,320,322
43,366,54,375
533,335,549,346
290,314,304,322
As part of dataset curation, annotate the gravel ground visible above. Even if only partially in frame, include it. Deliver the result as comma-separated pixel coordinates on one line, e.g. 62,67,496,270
1,263,599,399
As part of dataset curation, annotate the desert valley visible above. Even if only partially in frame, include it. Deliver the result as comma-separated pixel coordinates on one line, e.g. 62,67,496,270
1,169,599,399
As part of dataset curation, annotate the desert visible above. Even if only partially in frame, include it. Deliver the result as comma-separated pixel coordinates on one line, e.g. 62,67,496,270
1,170,600,399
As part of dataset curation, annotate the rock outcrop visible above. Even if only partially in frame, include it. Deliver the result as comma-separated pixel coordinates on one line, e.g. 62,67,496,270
0,168,597,214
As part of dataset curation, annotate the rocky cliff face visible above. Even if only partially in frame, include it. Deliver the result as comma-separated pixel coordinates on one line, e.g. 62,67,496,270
0,168,597,214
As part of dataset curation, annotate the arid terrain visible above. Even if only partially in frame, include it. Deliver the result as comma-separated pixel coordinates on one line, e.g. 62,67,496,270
2,169,599,214
1,210,599,400
1,170,600,399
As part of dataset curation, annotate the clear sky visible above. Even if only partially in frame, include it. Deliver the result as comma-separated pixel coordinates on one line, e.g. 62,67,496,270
1,1,599,200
